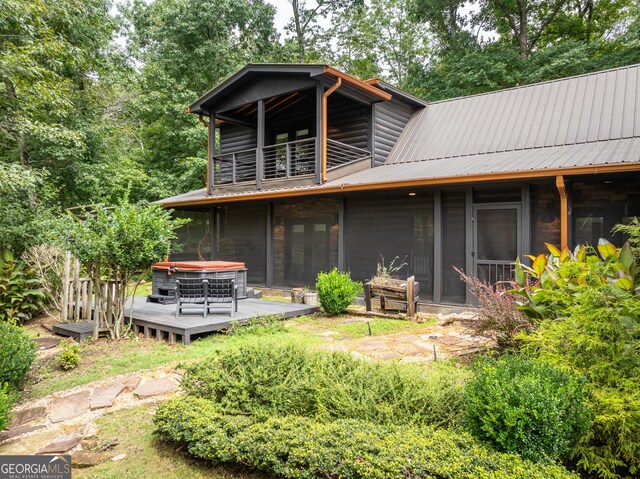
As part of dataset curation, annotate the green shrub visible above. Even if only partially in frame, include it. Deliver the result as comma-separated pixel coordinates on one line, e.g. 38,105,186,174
315,268,363,315
226,314,285,336
155,396,577,479
180,343,469,429
465,355,591,463
58,340,81,370
0,322,36,390
0,384,16,431
513,240,640,477
0,250,45,324
521,294,640,478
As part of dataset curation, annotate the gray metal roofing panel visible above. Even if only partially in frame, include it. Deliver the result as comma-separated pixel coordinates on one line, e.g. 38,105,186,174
386,64,640,165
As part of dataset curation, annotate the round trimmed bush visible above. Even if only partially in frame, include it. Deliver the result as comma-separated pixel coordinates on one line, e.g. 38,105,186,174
0,322,37,389
464,355,591,463
316,268,363,315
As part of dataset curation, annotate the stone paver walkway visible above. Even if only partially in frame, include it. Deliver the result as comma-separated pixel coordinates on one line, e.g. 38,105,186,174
0,367,182,464
320,313,491,362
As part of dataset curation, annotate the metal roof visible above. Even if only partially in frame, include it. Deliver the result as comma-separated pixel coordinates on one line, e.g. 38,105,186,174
387,64,640,165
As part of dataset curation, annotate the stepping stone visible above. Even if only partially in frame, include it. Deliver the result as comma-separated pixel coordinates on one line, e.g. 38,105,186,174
72,450,108,467
37,435,82,454
9,405,47,428
33,337,61,350
0,424,45,442
90,383,126,410
133,379,177,398
122,376,141,390
50,391,90,423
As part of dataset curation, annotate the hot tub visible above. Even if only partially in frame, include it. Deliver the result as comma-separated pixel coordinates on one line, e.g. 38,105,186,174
149,261,248,303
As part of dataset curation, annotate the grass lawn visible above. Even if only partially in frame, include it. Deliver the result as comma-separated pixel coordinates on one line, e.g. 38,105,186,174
73,405,266,479
23,312,436,402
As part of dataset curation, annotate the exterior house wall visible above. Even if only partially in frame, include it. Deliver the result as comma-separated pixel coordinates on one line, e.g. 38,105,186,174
327,94,369,151
170,172,640,305
219,123,257,154
373,98,415,166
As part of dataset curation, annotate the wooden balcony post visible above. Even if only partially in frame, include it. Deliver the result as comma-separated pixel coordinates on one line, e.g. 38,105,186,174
257,100,265,190
286,143,291,177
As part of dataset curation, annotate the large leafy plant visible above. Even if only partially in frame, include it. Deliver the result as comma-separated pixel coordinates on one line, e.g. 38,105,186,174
0,250,45,324
512,240,639,330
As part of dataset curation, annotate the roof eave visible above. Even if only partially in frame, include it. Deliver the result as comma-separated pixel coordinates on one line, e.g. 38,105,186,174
159,161,640,208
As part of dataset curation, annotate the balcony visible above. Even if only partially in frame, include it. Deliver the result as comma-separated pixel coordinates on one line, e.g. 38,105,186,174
212,138,370,187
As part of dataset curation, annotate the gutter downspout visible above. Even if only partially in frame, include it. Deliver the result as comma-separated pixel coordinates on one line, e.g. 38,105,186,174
556,175,568,250
321,78,342,182
198,114,212,195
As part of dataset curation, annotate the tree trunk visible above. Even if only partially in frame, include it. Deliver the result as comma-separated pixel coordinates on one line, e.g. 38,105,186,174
292,1,305,63
518,2,528,59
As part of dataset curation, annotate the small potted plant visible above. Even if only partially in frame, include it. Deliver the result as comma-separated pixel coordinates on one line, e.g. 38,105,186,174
303,286,318,306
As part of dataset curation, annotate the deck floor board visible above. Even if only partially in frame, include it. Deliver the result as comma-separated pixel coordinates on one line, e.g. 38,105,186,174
52,297,318,344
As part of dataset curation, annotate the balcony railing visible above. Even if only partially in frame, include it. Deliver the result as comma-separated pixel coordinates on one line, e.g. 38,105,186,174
263,138,316,179
326,138,370,168
213,148,257,185
212,137,370,187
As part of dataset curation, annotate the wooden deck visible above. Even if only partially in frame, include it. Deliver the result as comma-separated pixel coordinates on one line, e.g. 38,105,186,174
52,296,319,344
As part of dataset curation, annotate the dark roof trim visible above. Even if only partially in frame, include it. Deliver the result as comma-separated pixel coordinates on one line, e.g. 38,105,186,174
365,79,427,108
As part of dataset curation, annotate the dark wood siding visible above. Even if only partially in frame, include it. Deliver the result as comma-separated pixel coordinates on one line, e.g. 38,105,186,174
220,123,256,154
327,93,368,151
373,98,415,166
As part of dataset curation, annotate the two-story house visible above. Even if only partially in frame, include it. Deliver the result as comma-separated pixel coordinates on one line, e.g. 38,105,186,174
158,63,640,306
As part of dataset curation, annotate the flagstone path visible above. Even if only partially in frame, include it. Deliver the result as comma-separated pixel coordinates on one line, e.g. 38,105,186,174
0,367,182,465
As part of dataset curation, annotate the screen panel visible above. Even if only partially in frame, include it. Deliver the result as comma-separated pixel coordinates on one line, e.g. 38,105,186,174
345,192,434,301
217,203,267,284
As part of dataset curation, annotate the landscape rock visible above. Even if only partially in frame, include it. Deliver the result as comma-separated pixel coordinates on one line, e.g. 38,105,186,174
9,405,47,428
111,453,127,462
122,376,141,390
133,378,177,398
37,435,82,454
72,450,108,467
90,383,126,410
0,424,45,442
436,312,477,326
33,337,61,350
50,390,90,423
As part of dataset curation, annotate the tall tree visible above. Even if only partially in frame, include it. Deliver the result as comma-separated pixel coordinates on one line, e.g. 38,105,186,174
0,0,144,207
327,0,429,87
286,0,362,63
